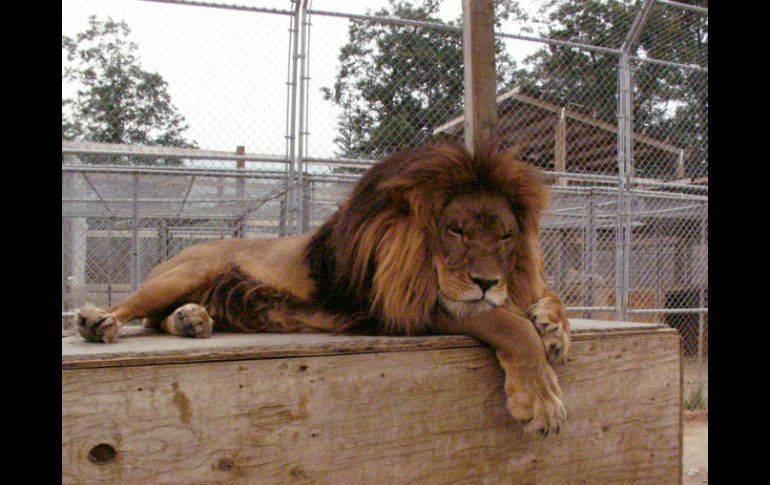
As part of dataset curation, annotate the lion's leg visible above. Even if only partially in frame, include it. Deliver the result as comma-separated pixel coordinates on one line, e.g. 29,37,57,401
74,264,211,343
433,307,566,436
528,290,571,365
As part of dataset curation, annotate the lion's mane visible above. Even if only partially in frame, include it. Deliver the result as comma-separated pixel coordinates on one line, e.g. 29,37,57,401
305,141,550,335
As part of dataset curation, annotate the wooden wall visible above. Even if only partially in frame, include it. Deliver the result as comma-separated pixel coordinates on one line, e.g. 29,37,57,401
62,321,682,484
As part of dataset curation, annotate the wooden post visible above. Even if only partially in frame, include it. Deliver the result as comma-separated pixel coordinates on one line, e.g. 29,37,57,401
675,149,685,179
235,146,246,238
236,146,245,200
555,107,567,185
462,0,497,156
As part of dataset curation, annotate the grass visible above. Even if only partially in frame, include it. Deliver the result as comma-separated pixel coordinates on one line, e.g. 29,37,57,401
684,382,707,411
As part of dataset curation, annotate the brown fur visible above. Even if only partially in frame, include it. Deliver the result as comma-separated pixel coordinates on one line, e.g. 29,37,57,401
304,141,551,335
74,140,570,436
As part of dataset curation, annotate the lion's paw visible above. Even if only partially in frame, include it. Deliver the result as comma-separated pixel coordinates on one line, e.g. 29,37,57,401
73,305,121,343
529,301,570,365
171,303,213,338
503,362,566,437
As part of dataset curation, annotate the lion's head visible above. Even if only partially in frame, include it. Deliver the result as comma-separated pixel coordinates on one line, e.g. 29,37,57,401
306,141,549,335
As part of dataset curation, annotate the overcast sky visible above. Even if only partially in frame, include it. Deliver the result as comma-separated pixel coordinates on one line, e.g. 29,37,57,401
62,0,545,160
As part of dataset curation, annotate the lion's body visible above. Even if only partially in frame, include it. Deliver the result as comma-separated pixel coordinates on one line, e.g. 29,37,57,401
74,141,571,436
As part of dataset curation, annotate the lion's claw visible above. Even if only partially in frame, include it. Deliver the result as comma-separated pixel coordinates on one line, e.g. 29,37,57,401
528,301,570,366
500,352,566,438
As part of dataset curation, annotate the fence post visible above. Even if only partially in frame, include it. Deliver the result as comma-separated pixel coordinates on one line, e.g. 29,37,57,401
584,190,596,319
302,177,311,231
131,172,140,292
615,53,633,321
235,146,246,238
557,229,566,297
236,145,245,198
698,201,707,368
296,0,309,233
279,197,287,236
462,0,497,155
615,0,654,322
159,218,169,262
654,217,662,322
555,108,567,186
285,0,302,235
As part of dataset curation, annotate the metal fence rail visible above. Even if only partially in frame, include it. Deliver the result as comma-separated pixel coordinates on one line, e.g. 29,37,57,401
62,0,707,406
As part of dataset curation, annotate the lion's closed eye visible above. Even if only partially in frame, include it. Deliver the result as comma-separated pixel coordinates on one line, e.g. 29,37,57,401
448,227,464,238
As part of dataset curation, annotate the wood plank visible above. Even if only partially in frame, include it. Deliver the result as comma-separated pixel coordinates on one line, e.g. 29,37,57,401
62,331,681,484
462,0,497,155
62,319,670,370
555,108,567,185
433,88,683,155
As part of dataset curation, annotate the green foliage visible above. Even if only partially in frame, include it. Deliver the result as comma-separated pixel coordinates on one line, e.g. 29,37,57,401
323,0,520,162
515,0,708,177
684,382,707,411
325,0,707,178
62,16,196,165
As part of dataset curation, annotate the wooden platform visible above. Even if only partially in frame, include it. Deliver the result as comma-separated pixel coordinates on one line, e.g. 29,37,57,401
62,319,682,484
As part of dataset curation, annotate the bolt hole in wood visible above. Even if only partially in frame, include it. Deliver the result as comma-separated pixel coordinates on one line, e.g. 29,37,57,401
88,444,116,465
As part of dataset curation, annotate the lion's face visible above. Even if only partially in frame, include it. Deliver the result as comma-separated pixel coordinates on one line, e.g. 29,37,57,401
433,192,519,318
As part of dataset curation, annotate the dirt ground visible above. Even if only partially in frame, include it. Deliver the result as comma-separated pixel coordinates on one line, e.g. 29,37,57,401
683,411,708,484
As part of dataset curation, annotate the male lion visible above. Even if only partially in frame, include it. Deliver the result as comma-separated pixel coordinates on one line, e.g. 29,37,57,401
73,141,570,436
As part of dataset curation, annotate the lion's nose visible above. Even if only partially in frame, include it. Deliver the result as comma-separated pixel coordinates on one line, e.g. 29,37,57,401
470,277,499,293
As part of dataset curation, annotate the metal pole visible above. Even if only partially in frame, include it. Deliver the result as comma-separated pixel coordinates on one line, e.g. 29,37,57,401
614,0,653,321
655,217,662,323
296,0,309,233
585,191,596,319
557,230,566,297
655,0,708,14
160,219,169,261
698,202,707,367
279,197,287,236
131,172,140,292
614,55,629,321
286,0,301,235
62,212,68,329
615,56,626,320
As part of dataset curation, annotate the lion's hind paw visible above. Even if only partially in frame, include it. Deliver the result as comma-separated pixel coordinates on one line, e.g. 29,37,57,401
73,305,121,343
171,303,213,338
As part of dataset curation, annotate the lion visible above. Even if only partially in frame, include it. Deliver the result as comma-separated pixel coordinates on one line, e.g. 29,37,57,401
73,141,570,436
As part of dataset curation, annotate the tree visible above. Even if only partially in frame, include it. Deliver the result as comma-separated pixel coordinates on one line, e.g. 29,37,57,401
324,0,706,178
62,16,196,165
322,0,521,162
513,0,707,177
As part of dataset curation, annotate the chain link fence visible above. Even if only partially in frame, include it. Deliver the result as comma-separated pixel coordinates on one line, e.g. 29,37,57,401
62,0,707,407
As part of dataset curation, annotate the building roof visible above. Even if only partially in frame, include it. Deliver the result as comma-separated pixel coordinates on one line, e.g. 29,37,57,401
433,87,686,178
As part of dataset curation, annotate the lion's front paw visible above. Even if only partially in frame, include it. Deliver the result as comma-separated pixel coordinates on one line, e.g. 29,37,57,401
73,305,121,343
529,301,570,365
502,360,566,437
171,303,213,338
